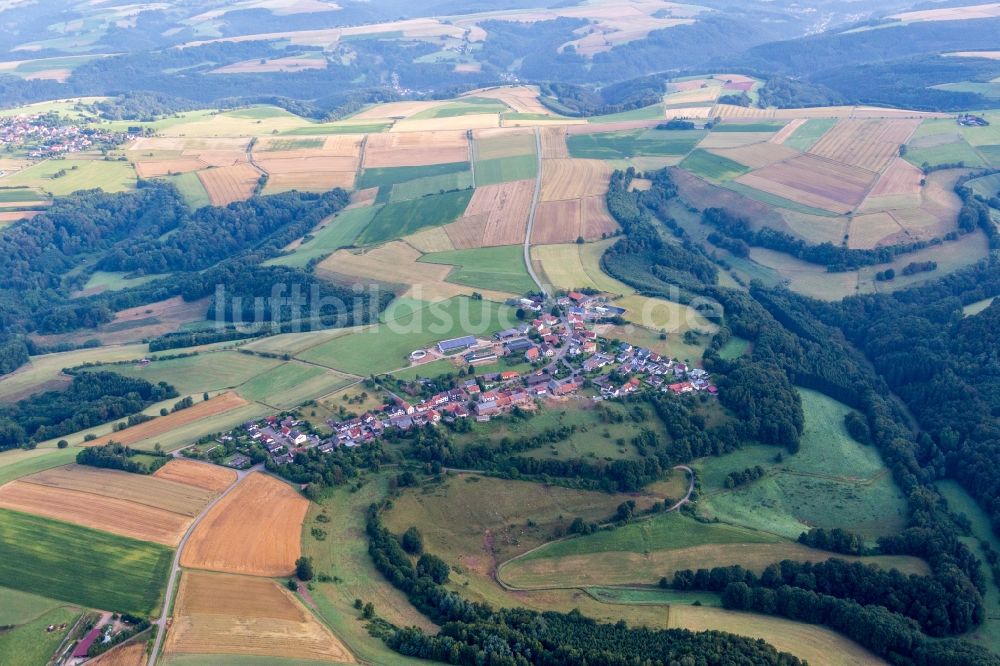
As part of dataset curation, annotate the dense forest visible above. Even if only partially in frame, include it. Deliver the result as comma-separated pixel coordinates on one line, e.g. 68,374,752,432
0,372,177,449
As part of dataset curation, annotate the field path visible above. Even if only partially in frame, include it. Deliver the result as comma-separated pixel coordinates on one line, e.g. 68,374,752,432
523,127,546,296
494,464,695,591
146,461,262,666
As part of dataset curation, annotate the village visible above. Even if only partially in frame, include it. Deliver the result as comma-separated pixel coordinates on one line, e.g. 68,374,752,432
216,291,718,468
0,112,135,159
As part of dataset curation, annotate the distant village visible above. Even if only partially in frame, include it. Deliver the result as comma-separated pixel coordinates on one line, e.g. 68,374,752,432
216,291,717,468
0,113,136,159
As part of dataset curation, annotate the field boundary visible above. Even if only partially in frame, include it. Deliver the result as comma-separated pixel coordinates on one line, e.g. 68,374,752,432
523,128,546,295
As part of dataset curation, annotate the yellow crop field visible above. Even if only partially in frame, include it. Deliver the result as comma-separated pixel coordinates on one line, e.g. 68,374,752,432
363,130,468,168
153,459,237,493
198,164,261,205
181,472,309,577
166,570,355,662
540,158,612,201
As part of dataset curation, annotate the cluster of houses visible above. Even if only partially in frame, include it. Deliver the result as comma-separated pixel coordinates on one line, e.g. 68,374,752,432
239,415,329,466
0,113,134,158
595,343,717,398
957,113,989,128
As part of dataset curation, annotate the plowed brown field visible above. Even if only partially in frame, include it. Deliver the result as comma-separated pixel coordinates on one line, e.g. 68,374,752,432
166,570,355,662
180,472,308,576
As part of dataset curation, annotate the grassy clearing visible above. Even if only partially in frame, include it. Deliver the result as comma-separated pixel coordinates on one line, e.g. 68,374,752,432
0,605,81,666
389,170,473,202
90,351,282,395
567,130,706,160
268,206,380,268
0,509,171,615
0,448,79,486
585,587,721,607
474,154,537,186
237,361,354,408
0,587,64,626
2,158,136,195
81,270,164,294
357,162,469,189
679,149,750,181
782,118,837,151
0,343,149,403
298,297,515,374
162,171,211,209
717,336,750,360
420,246,535,294
963,296,996,316
357,189,473,244
698,389,909,541
304,475,433,666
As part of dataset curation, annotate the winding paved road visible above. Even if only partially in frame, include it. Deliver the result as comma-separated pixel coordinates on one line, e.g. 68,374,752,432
146,461,262,666
523,127,546,297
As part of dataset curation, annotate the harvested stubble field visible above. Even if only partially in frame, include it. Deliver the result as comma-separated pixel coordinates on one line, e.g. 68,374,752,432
848,212,905,249
88,642,148,666
0,479,192,546
403,225,456,252
708,142,799,169
473,127,536,160
154,459,236,492
181,472,309,577
540,158,612,201
465,86,550,115
197,164,261,206
807,119,920,172
133,158,206,178
735,154,878,214
444,179,533,248
166,570,355,663
392,114,500,133
768,118,806,144
531,239,633,294
364,131,469,169
532,199,580,244
86,392,250,448
539,126,569,158
867,157,924,200
696,131,775,149
19,464,217,516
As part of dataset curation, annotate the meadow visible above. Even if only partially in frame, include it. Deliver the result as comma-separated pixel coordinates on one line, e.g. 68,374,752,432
389,170,474,202
567,129,706,160
2,158,137,195
0,587,65,626
779,118,837,151
0,605,81,666
0,447,79,486
357,189,473,244
298,297,515,374
0,509,171,615
419,245,536,294
268,206,380,268
904,137,987,168
357,162,470,189
679,149,751,181
237,361,355,408
94,351,282,395
474,155,538,186
162,172,212,209
697,389,910,541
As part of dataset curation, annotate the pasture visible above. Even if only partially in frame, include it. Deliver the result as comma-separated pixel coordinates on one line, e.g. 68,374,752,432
0,587,64,626
298,297,515,374
181,472,308,577
0,508,171,615
389,169,474,202
778,118,837,151
0,605,82,666
474,154,537,186
904,136,986,168
268,205,380,268
0,447,78,486
357,189,473,244
357,161,470,189
237,361,354,408
567,129,705,160
2,158,136,195
303,476,436,665
165,570,355,663
697,389,910,541
420,246,536,294
679,149,750,181
95,352,281,395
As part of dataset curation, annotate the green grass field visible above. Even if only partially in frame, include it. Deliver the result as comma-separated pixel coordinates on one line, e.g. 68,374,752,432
0,509,171,615
357,162,470,189
904,138,987,168
979,144,1000,167
697,388,909,541
298,297,515,374
237,361,354,408
420,246,536,294
781,118,837,151
712,122,786,133
0,187,45,203
966,172,1000,199
0,605,81,666
268,206,381,268
717,336,751,360
585,587,721,607
567,130,706,160
0,448,79,487
91,351,282,395
0,587,65,626
162,171,211,209
474,155,537,186
411,101,506,119
257,138,325,151
680,149,751,181
585,105,665,123
81,270,164,293
2,158,137,195
390,358,458,381
389,170,474,202
303,475,434,666
357,189,473,245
